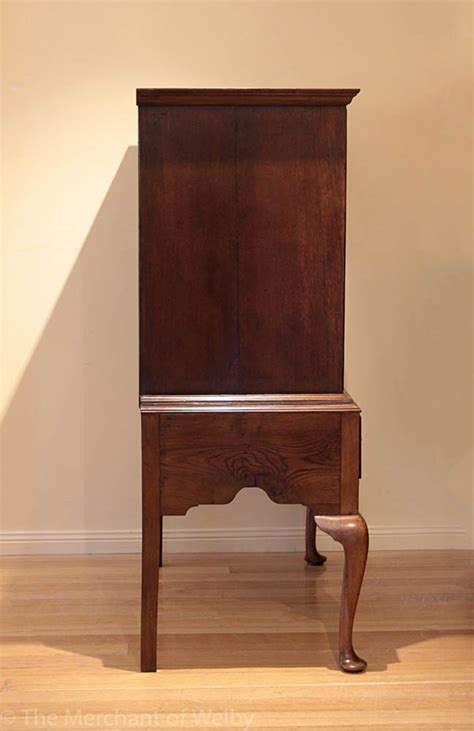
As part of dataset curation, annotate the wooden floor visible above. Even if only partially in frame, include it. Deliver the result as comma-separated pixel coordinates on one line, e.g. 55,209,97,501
0,550,472,729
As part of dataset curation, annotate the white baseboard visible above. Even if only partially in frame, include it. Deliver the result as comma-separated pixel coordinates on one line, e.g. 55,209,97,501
0,524,469,555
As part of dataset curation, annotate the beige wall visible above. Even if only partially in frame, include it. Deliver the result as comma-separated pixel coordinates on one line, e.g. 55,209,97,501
1,1,472,553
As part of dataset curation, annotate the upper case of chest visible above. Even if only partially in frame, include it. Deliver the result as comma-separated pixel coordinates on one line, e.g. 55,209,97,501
138,89,358,395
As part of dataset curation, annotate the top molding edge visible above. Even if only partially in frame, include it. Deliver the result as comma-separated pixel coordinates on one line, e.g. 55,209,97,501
140,393,361,414
136,88,360,107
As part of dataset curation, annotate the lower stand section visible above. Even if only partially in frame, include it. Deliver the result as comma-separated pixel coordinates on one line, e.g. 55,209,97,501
304,507,327,565
315,514,369,673
140,511,368,674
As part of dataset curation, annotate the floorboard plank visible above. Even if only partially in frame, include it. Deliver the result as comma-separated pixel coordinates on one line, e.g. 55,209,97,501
0,550,472,728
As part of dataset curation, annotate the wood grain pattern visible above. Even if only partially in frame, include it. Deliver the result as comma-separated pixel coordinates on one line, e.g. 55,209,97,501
340,412,361,513
159,412,342,515
139,102,348,394
237,105,346,392
139,106,239,394
137,88,360,106
140,392,360,413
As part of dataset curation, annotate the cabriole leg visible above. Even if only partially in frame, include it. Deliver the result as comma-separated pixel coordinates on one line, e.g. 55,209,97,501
305,507,327,565
315,514,369,673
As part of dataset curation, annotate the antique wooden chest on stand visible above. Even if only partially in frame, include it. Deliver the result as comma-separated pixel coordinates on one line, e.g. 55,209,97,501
137,88,368,673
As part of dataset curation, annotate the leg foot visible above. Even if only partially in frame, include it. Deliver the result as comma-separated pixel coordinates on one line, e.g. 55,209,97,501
305,507,327,565
315,514,368,673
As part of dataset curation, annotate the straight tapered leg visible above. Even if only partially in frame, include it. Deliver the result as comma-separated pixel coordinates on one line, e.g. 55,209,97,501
305,507,327,565
159,516,163,567
315,513,368,672
140,414,161,672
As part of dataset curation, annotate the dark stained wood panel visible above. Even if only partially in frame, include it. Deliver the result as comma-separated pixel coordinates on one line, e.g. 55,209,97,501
139,103,348,395
139,106,239,393
236,106,347,393
159,412,342,515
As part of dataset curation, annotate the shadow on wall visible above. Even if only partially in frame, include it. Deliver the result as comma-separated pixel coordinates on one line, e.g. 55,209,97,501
0,144,306,548
1,147,141,537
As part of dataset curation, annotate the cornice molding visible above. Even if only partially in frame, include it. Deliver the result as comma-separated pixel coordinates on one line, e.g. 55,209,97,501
137,88,360,107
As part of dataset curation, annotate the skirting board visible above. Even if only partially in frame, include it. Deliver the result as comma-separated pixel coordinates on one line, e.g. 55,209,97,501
0,525,469,555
